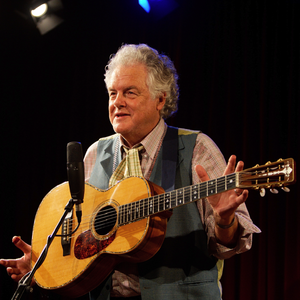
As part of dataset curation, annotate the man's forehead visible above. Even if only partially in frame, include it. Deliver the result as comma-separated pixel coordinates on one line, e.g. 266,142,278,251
108,64,148,89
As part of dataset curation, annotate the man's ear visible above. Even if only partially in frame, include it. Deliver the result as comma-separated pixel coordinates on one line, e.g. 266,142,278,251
157,92,167,110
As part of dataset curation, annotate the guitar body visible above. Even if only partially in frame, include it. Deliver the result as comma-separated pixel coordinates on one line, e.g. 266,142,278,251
31,177,168,298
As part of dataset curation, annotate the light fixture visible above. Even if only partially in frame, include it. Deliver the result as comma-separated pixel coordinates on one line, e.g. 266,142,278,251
138,0,179,19
30,0,64,35
31,3,48,17
139,0,151,13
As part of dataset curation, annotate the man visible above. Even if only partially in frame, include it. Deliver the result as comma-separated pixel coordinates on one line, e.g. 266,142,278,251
0,44,260,300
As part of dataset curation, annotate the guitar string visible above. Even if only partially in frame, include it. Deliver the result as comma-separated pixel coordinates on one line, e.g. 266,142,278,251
61,173,240,234
85,167,284,232
67,173,237,224
64,170,265,232
77,167,271,229
61,168,283,235
93,173,238,230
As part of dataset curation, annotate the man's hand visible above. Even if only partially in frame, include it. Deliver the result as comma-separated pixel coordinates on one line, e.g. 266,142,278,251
0,236,32,282
195,155,249,245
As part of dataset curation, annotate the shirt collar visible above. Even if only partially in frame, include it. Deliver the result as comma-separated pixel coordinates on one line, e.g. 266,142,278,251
119,118,167,159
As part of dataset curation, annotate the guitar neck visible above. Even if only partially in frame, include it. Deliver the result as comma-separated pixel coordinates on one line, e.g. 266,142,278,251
117,157,295,226
118,173,237,225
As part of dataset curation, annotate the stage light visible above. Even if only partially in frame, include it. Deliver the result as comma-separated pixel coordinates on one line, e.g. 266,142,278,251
138,0,179,19
139,0,151,13
31,3,48,17
30,0,64,35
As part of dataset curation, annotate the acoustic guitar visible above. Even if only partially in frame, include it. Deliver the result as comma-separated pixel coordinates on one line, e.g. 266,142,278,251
31,158,295,298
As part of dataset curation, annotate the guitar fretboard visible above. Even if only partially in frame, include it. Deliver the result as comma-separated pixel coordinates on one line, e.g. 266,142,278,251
118,173,237,225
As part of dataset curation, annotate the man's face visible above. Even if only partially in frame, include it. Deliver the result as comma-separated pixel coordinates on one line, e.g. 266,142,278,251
108,63,165,147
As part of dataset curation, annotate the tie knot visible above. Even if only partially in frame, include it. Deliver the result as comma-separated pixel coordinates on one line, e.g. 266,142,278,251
109,144,144,187
123,144,144,155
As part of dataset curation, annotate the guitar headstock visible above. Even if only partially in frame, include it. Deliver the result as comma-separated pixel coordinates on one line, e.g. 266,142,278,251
237,158,296,196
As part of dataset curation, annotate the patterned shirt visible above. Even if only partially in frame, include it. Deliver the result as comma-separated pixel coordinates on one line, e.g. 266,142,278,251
84,118,261,297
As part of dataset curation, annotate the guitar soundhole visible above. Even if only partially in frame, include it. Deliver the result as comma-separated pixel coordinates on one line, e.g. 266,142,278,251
94,205,117,236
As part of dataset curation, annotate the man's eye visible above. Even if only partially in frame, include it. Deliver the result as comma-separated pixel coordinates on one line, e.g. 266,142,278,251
126,91,136,96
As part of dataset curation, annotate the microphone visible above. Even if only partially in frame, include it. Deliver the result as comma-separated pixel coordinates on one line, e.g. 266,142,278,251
67,141,85,223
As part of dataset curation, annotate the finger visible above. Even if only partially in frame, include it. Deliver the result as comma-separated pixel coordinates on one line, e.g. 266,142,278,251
223,155,237,175
0,259,6,267
235,160,245,172
11,273,24,282
7,266,21,276
195,165,210,182
236,190,249,205
12,236,31,255
0,259,17,268
234,188,243,196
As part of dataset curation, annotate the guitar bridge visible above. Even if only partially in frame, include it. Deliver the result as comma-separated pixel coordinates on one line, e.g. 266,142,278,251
61,210,73,256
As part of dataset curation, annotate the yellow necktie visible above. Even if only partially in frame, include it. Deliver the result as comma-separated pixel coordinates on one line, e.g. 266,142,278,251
109,145,144,187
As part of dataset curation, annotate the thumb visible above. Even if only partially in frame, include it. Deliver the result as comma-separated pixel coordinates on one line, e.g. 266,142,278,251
195,165,209,183
12,236,31,255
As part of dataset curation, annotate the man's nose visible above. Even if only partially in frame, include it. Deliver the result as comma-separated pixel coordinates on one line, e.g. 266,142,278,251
113,93,126,108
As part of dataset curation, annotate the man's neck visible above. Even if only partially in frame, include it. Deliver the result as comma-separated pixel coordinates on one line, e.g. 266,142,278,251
121,118,163,148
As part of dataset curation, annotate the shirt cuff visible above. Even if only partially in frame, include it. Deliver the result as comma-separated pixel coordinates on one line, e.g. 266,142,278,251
209,213,261,260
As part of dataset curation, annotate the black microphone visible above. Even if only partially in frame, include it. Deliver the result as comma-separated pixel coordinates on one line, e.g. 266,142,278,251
67,141,85,223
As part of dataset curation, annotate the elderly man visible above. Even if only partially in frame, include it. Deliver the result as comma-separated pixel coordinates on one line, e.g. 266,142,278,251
1,44,260,300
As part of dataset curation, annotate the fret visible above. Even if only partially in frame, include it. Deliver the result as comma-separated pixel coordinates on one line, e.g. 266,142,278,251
128,203,132,222
158,194,164,211
118,205,122,224
138,198,142,218
199,183,206,199
124,203,128,223
131,202,136,221
122,204,125,224
170,190,176,208
121,204,126,224
165,193,170,209
149,197,154,215
216,177,227,193
183,187,190,203
151,195,157,214
143,198,148,218
139,199,143,218
227,174,236,190
192,185,198,200
140,198,144,218
128,203,131,222
177,188,184,205
209,179,216,195
216,178,219,194
135,200,139,220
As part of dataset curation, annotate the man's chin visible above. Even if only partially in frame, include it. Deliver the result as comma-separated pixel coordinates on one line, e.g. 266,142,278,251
112,125,130,136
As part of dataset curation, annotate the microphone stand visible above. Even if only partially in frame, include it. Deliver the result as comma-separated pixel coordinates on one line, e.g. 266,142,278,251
11,197,80,300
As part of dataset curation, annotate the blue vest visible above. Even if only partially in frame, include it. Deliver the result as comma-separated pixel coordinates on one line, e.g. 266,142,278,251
89,127,220,300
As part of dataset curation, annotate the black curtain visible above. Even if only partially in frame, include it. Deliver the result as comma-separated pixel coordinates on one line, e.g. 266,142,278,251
0,1,299,299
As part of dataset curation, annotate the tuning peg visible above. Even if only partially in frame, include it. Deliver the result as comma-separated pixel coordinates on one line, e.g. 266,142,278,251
281,187,290,192
270,188,279,194
260,188,266,197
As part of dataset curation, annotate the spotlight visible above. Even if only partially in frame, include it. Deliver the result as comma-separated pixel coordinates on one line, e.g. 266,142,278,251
30,0,64,35
139,0,151,13
31,3,48,17
138,0,179,19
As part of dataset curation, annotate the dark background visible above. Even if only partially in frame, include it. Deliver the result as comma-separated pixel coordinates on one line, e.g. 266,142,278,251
0,0,299,299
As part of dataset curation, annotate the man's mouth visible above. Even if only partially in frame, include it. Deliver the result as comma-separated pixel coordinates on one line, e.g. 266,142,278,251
115,112,130,118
